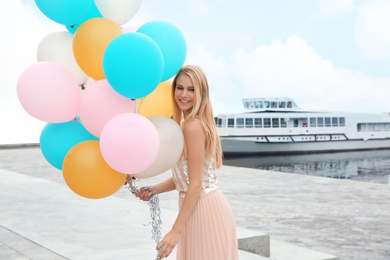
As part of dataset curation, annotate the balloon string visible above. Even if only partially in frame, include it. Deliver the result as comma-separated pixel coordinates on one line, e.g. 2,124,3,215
125,176,163,259
135,98,144,114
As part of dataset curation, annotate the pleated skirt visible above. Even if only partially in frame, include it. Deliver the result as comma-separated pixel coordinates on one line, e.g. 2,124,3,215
176,189,239,260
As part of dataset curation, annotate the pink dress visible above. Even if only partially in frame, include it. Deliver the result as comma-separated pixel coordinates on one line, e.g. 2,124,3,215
171,159,239,260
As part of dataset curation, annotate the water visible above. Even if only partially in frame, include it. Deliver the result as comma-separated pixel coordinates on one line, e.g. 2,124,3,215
223,149,390,185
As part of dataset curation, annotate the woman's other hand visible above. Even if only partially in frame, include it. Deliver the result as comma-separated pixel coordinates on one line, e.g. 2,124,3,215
135,186,154,201
156,228,181,259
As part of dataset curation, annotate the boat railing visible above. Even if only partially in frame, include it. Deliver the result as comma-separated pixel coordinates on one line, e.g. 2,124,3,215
242,97,300,111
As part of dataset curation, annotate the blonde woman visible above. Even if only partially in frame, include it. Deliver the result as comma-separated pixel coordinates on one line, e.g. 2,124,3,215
137,65,239,259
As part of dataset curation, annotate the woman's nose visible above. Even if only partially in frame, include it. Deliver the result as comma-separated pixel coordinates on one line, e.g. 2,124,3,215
181,89,189,96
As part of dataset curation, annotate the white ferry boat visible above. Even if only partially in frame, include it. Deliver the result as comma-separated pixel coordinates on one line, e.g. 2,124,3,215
215,97,390,157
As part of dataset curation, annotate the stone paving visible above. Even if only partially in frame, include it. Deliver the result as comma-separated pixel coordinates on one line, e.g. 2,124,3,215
1,145,390,259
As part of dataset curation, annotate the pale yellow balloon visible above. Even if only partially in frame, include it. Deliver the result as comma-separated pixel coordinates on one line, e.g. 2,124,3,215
73,18,123,80
134,116,184,179
137,80,173,117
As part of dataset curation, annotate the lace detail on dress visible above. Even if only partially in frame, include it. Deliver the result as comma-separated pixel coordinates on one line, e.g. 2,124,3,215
171,159,218,192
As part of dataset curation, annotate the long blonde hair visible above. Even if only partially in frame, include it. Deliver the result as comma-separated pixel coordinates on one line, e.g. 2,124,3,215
172,65,222,168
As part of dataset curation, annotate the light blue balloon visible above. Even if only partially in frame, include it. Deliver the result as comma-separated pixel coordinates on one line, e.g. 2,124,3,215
137,21,187,81
35,0,93,26
40,120,98,170
66,1,103,33
103,32,164,99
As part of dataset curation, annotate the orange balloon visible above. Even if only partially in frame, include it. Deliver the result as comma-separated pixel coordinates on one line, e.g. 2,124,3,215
73,18,123,80
62,140,126,199
137,80,173,117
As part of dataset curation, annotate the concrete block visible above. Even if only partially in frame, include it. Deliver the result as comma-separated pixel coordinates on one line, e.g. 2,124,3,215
237,227,270,257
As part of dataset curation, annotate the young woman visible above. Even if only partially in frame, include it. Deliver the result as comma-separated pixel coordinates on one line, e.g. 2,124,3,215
136,65,239,259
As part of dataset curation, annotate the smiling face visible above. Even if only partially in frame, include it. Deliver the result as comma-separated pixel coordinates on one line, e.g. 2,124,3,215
174,73,195,116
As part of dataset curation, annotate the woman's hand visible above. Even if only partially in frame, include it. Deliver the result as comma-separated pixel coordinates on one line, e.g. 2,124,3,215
156,229,181,259
135,186,155,201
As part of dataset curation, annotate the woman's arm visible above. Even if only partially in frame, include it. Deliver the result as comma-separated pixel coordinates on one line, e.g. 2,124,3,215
136,177,176,201
156,119,206,258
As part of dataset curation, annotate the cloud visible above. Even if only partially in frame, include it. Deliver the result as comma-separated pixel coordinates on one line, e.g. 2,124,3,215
354,0,390,61
311,0,356,19
185,45,243,115
197,35,390,115
185,1,213,16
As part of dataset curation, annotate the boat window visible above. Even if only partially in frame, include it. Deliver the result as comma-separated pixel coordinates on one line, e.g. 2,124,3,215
358,122,390,132
264,118,271,128
310,117,316,127
245,101,256,109
223,118,227,127
339,117,345,127
255,101,263,108
272,118,279,127
279,102,286,108
236,118,244,128
216,118,222,127
317,117,324,127
245,118,253,128
325,117,331,127
293,119,299,127
255,118,262,128
228,118,234,128
271,102,277,108
281,118,287,127
287,102,292,108
372,123,382,131
332,117,338,127
264,101,270,108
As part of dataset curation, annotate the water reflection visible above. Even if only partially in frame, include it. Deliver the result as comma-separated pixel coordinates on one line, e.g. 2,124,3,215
223,150,390,184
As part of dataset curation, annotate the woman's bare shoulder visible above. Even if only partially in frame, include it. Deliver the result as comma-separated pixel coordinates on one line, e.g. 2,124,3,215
182,118,204,133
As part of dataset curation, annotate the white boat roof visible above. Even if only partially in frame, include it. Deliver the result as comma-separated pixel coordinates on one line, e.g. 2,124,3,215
242,97,300,111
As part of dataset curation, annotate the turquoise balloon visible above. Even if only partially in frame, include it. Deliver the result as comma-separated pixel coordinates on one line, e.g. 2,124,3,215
35,0,93,26
40,120,99,170
137,21,187,81
103,32,164,99
66,1,103,33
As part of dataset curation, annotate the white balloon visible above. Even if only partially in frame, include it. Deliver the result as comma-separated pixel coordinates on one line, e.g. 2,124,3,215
37,31,89,86
134,116,184,179
95,0,142,26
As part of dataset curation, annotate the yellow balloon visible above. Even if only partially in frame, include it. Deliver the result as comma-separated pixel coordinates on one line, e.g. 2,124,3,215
137,80,173,117
62,140,126,199
73,18,123,80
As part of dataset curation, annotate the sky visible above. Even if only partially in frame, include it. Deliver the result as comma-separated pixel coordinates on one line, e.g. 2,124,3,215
1,0,390,144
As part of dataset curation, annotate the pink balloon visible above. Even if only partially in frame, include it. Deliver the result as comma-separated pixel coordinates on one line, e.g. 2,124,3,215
17,61,80,122
78,80,136,137
100,113,159,174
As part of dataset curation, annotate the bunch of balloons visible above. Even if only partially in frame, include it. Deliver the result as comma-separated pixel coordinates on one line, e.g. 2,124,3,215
17,0,186,199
